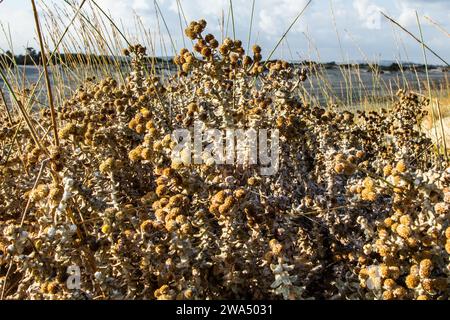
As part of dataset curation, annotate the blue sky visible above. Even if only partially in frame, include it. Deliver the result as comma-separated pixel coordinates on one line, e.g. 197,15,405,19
0,0,449,64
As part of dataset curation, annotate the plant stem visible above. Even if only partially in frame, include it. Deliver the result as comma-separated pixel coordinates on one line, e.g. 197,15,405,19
381,11,449,66
247,0,255,53
31,0,59,147
264,0,313,68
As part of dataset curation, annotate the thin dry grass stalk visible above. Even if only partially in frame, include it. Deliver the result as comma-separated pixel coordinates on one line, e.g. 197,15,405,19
381,11,449,67
31,0,59,147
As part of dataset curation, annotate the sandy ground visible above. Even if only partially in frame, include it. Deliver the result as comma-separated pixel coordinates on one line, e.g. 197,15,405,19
423,115,450,150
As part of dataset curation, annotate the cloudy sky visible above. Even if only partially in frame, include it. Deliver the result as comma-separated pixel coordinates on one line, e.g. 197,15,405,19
0,0,449,64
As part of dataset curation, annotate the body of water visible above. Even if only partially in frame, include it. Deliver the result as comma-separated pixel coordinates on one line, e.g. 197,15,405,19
0,65,448,110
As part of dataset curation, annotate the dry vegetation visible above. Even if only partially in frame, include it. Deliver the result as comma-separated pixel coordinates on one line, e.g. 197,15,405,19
0,1,449,300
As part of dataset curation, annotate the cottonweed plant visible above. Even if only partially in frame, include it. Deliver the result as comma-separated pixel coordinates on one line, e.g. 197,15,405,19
0,20,449,300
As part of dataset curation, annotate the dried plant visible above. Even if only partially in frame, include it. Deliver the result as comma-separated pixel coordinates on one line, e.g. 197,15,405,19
0,20,448,300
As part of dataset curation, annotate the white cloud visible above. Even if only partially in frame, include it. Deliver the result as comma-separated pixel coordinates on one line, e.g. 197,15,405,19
257,0,309,37
168,0,228,18
0,0,449,64
395,0,450,27
353,0,384,30
0,2,36,52
132,0,154,12
397,6,417,27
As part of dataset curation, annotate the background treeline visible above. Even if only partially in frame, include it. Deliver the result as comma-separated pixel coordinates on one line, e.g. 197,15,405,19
0,47,174,69
1,47,446,72
0,47,123,68
0,47,43,67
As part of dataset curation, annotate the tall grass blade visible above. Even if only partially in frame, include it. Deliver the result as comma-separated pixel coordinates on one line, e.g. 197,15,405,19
264,0,313,67
381,12,449,66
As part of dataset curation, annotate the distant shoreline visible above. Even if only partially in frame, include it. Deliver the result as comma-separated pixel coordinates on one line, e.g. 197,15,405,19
1,50,448,74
